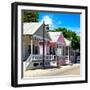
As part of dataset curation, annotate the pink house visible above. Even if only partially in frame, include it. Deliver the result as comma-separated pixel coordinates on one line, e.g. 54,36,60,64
48,31,74,66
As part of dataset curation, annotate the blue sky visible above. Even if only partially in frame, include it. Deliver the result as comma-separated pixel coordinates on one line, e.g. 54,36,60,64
38,12,80,35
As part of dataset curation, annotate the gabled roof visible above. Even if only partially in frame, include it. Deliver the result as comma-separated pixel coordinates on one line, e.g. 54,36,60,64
23,22,42,35
23,22,71,46
48,31,62,42
23,22,51,41
48,31,71,46
64,38,71,46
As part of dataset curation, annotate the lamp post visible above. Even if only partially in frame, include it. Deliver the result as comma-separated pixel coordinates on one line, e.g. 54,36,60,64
42,21,45,69
42,21,50,69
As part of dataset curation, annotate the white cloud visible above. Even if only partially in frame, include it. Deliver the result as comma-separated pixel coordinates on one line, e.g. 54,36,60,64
41,15,53,27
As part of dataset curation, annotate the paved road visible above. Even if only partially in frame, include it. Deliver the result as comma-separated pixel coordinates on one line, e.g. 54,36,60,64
24,64,80,77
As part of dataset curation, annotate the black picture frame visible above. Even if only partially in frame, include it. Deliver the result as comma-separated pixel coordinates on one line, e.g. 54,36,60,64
11,2,88,87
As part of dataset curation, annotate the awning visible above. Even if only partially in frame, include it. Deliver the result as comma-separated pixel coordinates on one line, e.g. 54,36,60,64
50,42,57,48
39,41,50,45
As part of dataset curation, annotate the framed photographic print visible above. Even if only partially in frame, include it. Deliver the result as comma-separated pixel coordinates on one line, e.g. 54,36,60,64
11,2,88,87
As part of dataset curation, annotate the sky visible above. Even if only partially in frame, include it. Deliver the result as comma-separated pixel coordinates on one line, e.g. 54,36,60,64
38,11,80,35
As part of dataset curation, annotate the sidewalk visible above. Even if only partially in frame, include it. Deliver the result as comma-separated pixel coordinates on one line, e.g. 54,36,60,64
24,64,80,77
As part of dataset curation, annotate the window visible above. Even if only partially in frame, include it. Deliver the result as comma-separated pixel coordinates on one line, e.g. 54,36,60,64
57,47,62,56
33,45,39,54
65,47,68,55
50,47,52,54
50,47,56,55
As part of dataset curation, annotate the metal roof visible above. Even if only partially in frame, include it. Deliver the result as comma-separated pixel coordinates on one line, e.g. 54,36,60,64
64,38,71,46
48,32,62,42
23,22,42,35
48,31,71,46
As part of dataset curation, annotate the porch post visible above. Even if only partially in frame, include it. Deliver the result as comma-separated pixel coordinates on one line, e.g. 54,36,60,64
31,36,33,55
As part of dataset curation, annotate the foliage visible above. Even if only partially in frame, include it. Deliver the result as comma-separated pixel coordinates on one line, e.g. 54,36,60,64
22,11,39,22
51,28,80,50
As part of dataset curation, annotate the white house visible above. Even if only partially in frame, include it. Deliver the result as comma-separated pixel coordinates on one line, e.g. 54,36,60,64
23,22,55,70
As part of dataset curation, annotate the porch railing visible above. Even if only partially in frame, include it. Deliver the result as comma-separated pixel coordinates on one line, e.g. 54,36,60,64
25,55,55,67
28,55,55,61
25,54,75,64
